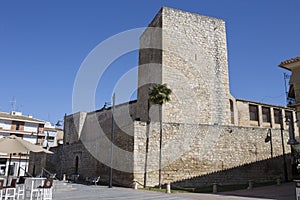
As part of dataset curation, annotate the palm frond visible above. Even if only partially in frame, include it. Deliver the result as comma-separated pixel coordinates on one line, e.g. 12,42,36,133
149,83,172,105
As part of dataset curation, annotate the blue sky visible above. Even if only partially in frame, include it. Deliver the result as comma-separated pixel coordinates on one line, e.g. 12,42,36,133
0,0,299,123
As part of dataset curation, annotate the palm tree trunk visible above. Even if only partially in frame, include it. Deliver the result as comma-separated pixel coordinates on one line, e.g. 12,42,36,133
144,100,150,188
143,121,150,188
158,104,162,189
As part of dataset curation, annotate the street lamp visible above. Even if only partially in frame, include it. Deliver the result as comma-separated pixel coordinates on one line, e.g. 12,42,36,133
32,130,41,177
55,120,63,127
56,115,66,180
280,111,299,182
286,117,299,145
265,128,273,158
108,93,115,188
286,116,299,178
280,110,289,182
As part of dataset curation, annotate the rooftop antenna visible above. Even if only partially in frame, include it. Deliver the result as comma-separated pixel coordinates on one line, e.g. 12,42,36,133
9,96,16,112
17,104,23,112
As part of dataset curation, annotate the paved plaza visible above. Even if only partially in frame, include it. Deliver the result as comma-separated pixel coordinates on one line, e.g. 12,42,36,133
53,182,296,200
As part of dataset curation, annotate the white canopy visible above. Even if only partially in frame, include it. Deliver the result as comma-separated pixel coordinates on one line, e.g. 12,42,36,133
0,135,53,154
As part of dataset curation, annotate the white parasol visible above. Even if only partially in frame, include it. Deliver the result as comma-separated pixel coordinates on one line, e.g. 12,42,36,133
0,135,53,182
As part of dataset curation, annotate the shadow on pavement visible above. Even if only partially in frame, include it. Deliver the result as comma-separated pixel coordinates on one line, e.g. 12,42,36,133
218,182,295,200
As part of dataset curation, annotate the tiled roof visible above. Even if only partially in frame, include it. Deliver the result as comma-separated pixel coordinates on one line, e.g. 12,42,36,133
0,112,45,123
279,56,300,67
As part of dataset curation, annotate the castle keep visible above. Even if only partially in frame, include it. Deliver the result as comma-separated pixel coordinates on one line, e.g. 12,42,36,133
137,8,230,125
40,7,299,187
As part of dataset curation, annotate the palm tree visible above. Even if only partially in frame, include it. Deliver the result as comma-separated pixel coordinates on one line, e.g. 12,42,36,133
149,83,172,189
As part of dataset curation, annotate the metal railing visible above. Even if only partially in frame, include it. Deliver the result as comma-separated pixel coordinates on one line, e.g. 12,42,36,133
41,168,57,180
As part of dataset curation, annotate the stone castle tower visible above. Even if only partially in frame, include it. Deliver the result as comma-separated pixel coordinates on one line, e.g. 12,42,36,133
43,7,297,188
137,7,231,125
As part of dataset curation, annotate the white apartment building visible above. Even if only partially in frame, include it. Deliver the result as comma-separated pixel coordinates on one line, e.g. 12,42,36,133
0,111,61,177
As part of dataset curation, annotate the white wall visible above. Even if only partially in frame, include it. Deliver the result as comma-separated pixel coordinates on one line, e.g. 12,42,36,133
24,122,38,133
44,130,57,147
23,135,36,144
0,119,11,130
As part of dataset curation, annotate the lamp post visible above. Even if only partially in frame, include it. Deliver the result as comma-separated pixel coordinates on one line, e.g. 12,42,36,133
56,116,65,180
109,93,115,188
286,115,299,178
32,130,40,177
265,128,273,158
280,110,289,182
286,117,299,145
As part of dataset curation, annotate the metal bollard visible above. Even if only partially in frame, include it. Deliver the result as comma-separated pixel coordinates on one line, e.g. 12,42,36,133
133,181,137,190
294,179,300,199
213,183,218,193
247,180,253,190
276,178,281,185
166,183,171,193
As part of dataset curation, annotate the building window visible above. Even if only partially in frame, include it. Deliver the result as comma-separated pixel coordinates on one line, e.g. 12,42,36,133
274,109,281,124
15,124,20,130
285,110,293,121
47,136,55,142
262,107,271,123
249,104,258,121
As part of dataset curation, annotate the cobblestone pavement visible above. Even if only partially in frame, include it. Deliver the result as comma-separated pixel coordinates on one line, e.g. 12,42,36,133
53,182,296,200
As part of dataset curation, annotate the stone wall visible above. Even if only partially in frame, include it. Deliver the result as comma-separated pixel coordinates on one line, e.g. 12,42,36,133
64,112,86,145
136,9,162,122
235,99,298,133
161,7,231,125
172,154,292,188
28,152,48,177
133,121,292,187
137,7,231,125
35,118,293,188
48,102,136,186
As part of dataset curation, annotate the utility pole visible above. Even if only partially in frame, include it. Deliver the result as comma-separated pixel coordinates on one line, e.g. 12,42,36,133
60,114,66,180
109,93,115,188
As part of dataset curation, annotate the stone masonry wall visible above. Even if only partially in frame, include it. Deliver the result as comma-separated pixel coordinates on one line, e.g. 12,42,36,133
137,9,162,122
137,7,231,125
43,102,137,186
133,121,292,187
161,7,231,125
64,112,87,145
172,154,292,188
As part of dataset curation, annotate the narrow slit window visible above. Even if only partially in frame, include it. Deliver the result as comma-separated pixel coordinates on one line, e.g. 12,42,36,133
230,100,234,124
